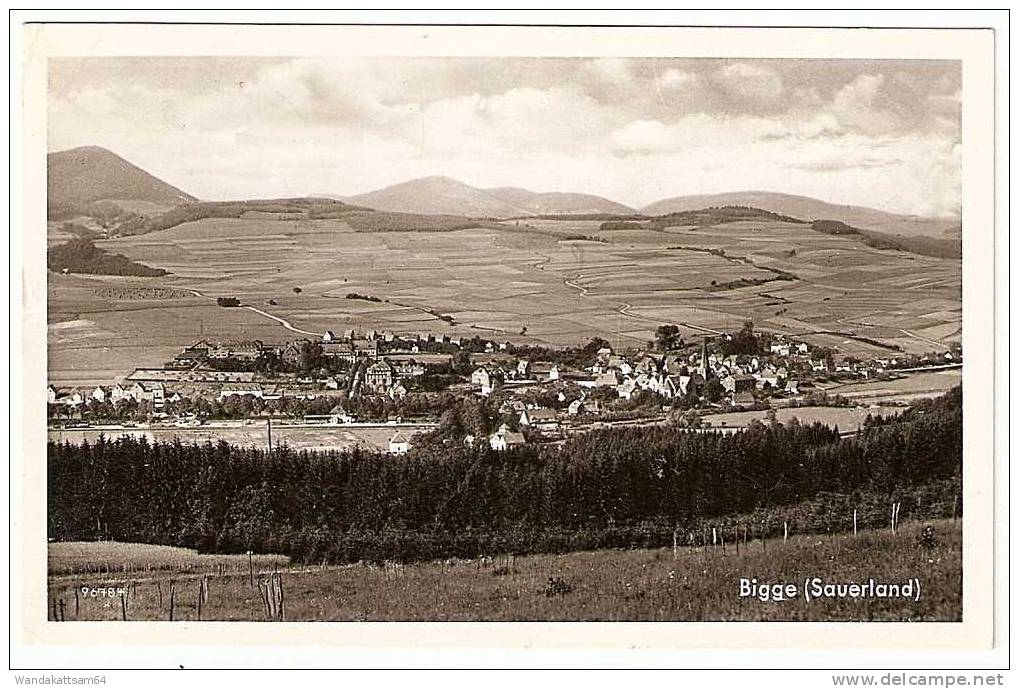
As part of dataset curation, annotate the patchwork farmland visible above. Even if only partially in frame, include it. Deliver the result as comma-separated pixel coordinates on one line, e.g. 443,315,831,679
47,213,961,385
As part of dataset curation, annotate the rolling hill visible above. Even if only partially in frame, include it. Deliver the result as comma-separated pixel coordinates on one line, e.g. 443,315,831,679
642,191,960,239
339,176,636,217
484,187,636,216
47,146,196,217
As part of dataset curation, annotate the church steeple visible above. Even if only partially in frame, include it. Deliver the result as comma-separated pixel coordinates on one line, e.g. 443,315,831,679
700,337,710,379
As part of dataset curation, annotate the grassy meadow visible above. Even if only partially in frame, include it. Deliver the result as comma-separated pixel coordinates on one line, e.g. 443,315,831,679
47,519,961,622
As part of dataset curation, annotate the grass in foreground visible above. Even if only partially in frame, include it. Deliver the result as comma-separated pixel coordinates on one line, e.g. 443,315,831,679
47,519,960,622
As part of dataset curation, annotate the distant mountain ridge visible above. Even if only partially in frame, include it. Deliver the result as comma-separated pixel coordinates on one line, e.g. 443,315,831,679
47,146,196,215
46,146,959,240
642,190,960,239
337,176,637,217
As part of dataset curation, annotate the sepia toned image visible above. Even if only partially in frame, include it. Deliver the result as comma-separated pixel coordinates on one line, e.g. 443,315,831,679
15,20,999,660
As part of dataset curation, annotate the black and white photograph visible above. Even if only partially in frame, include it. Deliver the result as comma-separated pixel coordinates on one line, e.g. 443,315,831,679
10,11,1006,676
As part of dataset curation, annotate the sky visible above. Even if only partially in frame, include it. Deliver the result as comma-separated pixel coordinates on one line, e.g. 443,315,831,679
48,57,962,216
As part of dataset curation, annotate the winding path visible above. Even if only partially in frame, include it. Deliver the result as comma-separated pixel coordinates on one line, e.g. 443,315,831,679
181,286,323,338
899,329,946,349
241,306,323,338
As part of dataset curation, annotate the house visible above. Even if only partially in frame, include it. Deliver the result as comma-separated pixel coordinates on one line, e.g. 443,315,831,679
785,379,800,394
46,385,58,404
131,382,165,407
388,431,411,455
323,376,343,390
664,375,689,398
363,360,395,391
281,342,305,367
328,404,354,424
91,386,107,403
796,343,809,355
322,330,336,342
388,382,408,399
721,374,755,394
471,367,493,395
489,424,525,451
62,389,86,407
810,359,829,372
593,371,620,387
770,342,791,357
110,381,129,403
352,339,379,359
519,408,560,433
567,398,586,415
755,366,781,390
393,361,425,378
616,378,638,400
210,340,263,361
516,360,530,377
321,341,356,363
547,364,561,381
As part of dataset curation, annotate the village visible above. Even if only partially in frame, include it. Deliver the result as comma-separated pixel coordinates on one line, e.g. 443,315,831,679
47,321,962,455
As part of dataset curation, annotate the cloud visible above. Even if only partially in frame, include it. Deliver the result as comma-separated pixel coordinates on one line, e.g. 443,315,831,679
714,62,784,108
47,57,962,216
657,68,698,92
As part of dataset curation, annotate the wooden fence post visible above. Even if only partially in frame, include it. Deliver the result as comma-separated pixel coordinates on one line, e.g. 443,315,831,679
783,521,788,543
169,581,176,621
279,573,285,622
853,508,858,537
74,589,79,618
120,594,127,621
248,551,254,587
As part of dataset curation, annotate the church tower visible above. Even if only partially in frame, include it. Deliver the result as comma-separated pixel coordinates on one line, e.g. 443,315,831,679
700,337,710,379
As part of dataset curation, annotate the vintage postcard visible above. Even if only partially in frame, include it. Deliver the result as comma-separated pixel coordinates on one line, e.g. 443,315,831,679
11,15,1003,668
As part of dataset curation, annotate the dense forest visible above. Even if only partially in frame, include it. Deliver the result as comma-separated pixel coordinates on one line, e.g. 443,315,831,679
48,387,961,564
47,238,168,277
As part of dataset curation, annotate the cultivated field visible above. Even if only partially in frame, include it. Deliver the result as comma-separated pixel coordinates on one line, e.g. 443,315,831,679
48,215,961,383
701,404,904,431
818,369,963,405
48,423,434,453
47,519,961,622
48,541,288,577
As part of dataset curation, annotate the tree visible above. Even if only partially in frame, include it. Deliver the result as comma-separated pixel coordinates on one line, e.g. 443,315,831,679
292,287,303,294
723,320,761,356
704,378,725,403
655,324,681,351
